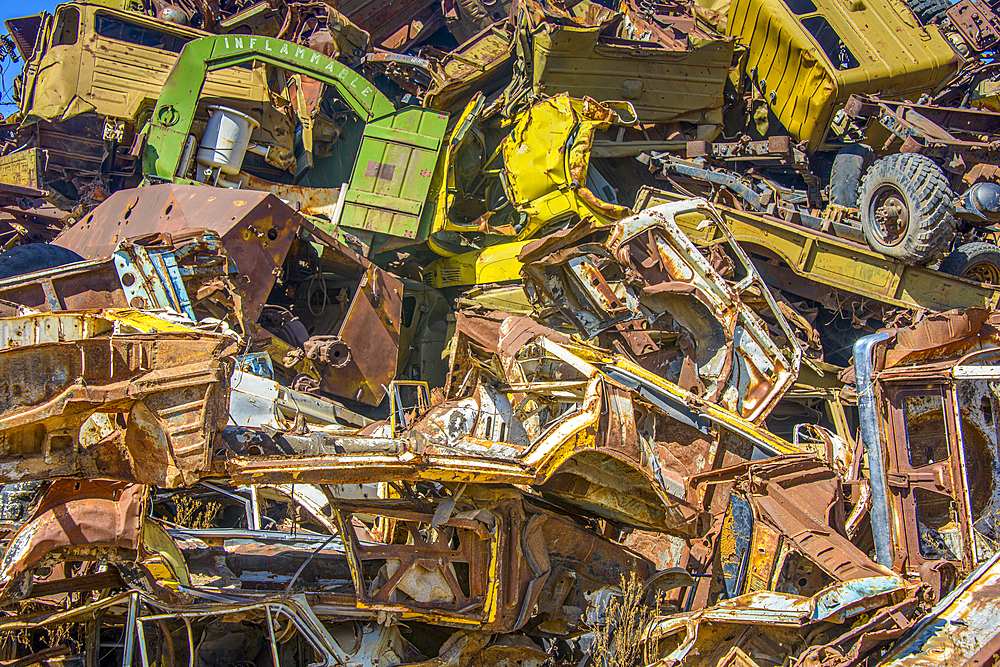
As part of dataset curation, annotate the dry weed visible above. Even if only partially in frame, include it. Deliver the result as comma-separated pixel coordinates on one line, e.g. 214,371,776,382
174,496,221,529
589,572,661,667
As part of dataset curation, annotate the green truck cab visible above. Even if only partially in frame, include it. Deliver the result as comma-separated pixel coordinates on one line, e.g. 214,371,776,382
1,4,453,255
1,3,274,199
141,32,448,249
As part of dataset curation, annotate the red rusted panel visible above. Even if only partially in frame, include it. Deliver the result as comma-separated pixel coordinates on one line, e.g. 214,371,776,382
331,0,437,45
54,184,302,321
0,480,145,601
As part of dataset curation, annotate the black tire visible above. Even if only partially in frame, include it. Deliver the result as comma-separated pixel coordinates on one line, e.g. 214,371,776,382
939,241,1000,284
906,0,950,23
859,153,956,265
829,144,873,208
0,243,84,280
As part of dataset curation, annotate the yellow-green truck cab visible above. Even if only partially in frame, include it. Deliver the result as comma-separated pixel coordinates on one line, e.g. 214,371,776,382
11,2,263,127
1,2,269,200
2,3,450,257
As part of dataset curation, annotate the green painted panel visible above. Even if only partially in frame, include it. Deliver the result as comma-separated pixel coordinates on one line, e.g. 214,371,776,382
341,107,448,239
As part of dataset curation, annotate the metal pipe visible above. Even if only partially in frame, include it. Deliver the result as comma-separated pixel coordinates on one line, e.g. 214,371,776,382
199,482,256,529
249,485,261,531
183,617,195,667
122,592,139,667
136,617,150,667
246,143,270,159
265,605,281,667
853,331,896,568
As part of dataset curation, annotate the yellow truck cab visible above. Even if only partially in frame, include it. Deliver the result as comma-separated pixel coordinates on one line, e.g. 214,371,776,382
729,0,962,151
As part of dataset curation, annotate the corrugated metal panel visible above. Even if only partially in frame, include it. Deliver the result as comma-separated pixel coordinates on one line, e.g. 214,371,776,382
80,5,264,121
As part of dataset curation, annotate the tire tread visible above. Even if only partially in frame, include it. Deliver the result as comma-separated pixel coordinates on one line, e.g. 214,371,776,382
859,153,955,265
0,243,85,280
939,241,1000,282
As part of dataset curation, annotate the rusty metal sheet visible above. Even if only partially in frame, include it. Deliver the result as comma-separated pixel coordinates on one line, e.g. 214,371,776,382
690,455,894,610
883,307,995,368
878,549,1000,667
326,264,403,406
423,24,515,114
0,230,233,319
264,227,405,406
331,0,438,46
948,0,1000,54
0,480,145,602
242,175,346,219
0,311,234,487
527,2,734,126
54,183,301,322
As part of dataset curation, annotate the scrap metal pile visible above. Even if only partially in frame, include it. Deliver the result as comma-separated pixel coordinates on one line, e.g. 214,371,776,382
2,0,1000,665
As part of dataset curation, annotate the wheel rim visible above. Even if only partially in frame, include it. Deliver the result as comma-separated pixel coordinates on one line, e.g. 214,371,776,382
964,261,1000,285
868,184,909,247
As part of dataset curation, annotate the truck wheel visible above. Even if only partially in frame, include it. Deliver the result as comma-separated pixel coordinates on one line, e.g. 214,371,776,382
0,243,84,280
859,153,956,265
906,0,950,23
829,144,873,208
939,242,1000,284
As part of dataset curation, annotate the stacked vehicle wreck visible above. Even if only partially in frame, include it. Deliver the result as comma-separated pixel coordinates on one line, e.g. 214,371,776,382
3,0,1000,664
0,184,989,667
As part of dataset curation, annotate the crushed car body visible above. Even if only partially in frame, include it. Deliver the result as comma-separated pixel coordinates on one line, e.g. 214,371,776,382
3,0,1000,662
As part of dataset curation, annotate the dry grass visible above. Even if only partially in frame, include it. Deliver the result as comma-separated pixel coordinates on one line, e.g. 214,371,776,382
589,572,661,667
174,496,221,529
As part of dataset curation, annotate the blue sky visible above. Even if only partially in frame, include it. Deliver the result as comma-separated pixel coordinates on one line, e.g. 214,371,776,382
0,0,56,111
1,0,56,24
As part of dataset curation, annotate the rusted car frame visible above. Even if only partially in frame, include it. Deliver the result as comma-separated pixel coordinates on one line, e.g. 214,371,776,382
0,229,233,317
855,312,1000,584
222,200,806,538
222,352,712,537
520,198,803,424
641,576,911,667
876,548,1000,667
0,477,653,664
0,311,234,488
845,95,1000,173
689,455,895,607
633,187,1000,318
